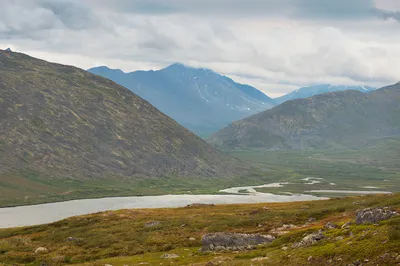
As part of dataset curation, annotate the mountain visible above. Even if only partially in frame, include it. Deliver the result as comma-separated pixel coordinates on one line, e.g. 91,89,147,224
208,83,400,150
0,49,248,179
88,64,275,137
274,84,376,105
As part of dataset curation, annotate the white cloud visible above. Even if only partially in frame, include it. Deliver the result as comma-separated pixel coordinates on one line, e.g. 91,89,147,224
1,0,399,97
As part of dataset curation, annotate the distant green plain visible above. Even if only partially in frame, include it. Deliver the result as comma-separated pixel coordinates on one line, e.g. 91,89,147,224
0,137,399,207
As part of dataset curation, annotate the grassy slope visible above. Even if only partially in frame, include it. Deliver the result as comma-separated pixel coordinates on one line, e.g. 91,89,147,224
0,49,248,184
0,193,399,265
0,137,399,207
229,137,400,195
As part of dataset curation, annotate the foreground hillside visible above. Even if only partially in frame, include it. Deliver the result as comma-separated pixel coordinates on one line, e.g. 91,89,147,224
89,64,275,137
0,193,399,265
0,49,248,182
209,83,400,150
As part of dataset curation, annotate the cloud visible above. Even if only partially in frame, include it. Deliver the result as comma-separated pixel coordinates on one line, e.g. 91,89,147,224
1,0,399,97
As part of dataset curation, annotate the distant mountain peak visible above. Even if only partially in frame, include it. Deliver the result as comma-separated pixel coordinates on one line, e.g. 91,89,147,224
274,84,376,105
88,63,275,136
5,48,12,52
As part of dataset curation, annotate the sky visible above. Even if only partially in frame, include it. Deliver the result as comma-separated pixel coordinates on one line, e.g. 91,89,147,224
1,0,400,97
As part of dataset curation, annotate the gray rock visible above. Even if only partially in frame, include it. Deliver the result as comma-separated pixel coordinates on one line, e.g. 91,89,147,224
341,222,351,229
356,207,398,224
144,221,161,227
292,230,324,248
307,217,317,223
201,232,275,252
34,247,49,254
160,253,180,259
324,222,338,229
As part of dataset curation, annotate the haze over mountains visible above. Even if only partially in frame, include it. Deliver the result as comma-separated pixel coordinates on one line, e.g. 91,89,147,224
274,84,376,105
88,64,276,137
0,49,247,179
208,83,400,150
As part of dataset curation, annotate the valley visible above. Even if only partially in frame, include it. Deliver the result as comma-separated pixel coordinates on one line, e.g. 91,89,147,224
1,137,398,208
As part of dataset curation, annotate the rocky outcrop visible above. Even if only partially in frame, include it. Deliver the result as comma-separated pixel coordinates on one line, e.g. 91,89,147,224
356,208,398,224
270,224,298,236
292,230,324,248
201,233,275,252
324,222,338,229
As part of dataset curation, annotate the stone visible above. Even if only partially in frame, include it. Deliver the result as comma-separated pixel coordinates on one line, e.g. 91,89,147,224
104,264,113,266
34,247,49,254
335,236,344,241
356,207,398,224
270,224,297,236
189,237,196,241
307,256,313,262
307,217,317,223
201,232,275,252
292,230,324,248
160,253,180,259
144,221,161,227
324,222,338,229
281,246,288,251
341,222,351,229
251,257,269,261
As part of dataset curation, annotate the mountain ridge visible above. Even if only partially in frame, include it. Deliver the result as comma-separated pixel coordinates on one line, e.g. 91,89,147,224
208,84,400,150
274,84,376,105
88,64,275,137
0,49,248,179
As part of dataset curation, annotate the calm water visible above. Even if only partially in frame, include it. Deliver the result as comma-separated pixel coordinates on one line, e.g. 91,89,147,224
0,192,324,228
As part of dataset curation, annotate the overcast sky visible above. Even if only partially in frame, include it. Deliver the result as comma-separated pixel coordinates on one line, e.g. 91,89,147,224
1,0,400,97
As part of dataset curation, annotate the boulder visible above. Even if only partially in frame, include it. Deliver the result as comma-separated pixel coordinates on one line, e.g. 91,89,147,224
292,230,324,248
34,247,49,254
201,232,275,252
324,222,338,229
160,253,180,259
307,217,317,223
341,222,351,229
144,221,161,227
356,208,398,224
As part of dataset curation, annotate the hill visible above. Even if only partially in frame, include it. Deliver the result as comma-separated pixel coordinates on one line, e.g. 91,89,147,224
208,83,400,150
1,193,399,265
88,64,275,137
274,84,376,105
0,49,248,182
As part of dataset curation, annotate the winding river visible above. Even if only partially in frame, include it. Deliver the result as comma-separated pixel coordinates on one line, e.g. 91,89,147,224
0,189,324,228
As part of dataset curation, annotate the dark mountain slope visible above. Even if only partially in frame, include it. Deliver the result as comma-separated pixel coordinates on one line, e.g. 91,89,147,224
0,49,247,179
208,83,400,150
88,64,275,137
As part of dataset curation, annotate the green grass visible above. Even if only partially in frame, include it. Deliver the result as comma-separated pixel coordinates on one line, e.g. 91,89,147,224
0,193,399,265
